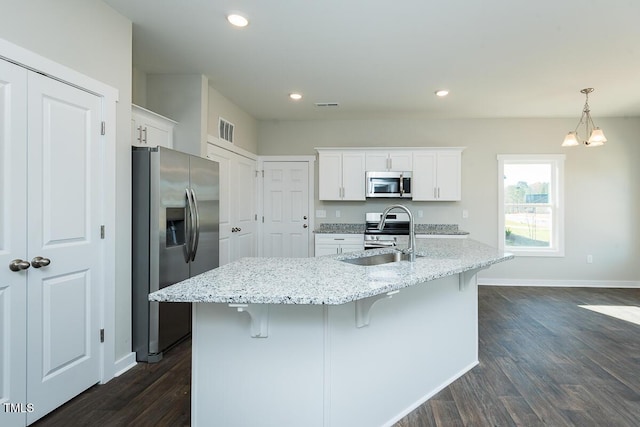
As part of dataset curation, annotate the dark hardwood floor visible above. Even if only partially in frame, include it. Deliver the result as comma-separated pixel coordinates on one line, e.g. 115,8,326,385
34,286,640,426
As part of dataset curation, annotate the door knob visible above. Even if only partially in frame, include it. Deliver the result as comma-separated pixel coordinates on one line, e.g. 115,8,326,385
303,224,308,228
9,259,31,272
303,215,308,220
31,256,51,268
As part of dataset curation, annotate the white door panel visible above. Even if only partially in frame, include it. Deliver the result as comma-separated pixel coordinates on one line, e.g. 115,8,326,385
41,271,91,378
263,162,309,257
0,58,28,427
26,72,102,424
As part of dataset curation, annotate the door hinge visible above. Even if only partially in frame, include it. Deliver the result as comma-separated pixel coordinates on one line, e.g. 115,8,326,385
100,225,105,239
262,216,264,223
254,214,257,221
100,329,105,343
101,121,106,135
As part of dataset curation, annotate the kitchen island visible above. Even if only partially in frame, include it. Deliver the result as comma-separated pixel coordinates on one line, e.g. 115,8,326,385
150,239,512,427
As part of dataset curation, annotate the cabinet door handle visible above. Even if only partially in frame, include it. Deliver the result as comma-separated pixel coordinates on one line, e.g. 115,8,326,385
434,188,437,199
142,127,148,144
437,187,440,198
137,126,142,143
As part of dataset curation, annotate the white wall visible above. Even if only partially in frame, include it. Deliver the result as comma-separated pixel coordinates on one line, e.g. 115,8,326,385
0,0,134,361
258,117,640,282
147,74,208,156
208,86,258,154
132,66,147,106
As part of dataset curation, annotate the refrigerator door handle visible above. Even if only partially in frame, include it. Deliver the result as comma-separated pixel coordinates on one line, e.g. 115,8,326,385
185,188,195,263
190,189,200,261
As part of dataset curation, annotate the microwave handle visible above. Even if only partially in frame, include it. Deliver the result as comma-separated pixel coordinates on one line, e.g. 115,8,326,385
400,173,404,196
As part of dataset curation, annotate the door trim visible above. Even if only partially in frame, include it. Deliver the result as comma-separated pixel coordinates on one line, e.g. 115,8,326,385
0,37,119,383
257,156,316,258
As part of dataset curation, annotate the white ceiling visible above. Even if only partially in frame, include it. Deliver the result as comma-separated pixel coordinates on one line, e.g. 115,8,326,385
104,0,640,121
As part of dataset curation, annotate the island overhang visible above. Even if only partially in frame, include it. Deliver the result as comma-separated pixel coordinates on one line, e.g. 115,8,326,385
149,238,513,305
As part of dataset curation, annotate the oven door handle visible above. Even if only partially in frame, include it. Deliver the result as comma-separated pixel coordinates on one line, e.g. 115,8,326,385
364,240,398,249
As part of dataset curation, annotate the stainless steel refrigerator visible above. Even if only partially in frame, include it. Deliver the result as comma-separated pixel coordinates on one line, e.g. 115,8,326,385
132,146,219,362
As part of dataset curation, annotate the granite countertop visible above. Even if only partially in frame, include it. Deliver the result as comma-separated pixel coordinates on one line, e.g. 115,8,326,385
315,223,469,235
314,223,366,234
149,239,512,305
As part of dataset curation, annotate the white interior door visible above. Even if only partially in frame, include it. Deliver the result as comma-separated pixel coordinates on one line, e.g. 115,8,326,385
26,72,102,423
207,145,257,265
262,162,310,257
234,155,257,260
0,59,29,427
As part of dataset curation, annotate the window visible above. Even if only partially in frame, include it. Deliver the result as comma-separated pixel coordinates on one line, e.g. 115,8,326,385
497,154,565,257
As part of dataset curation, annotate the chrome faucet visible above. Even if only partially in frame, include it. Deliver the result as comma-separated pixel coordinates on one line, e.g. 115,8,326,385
378,204,416,262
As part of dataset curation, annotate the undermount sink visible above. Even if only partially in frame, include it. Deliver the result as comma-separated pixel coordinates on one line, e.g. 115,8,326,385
341,251,421,266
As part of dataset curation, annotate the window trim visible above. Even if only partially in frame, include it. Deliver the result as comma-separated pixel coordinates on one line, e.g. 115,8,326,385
497,154,565,257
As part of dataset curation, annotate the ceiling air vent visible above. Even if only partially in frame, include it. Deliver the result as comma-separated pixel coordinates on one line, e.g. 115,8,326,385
315,102,340,107
218,117,235,143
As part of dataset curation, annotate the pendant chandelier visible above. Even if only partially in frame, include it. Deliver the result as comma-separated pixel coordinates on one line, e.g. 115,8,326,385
562,88,607,147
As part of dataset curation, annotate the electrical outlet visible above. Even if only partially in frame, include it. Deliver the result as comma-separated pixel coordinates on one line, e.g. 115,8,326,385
418,210,424,218
335,210,341,218
316,209,326,218
587,254,593,264
462,209,469,219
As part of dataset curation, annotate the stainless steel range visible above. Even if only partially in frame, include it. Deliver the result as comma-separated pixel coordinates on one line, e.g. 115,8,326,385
364,212,410,249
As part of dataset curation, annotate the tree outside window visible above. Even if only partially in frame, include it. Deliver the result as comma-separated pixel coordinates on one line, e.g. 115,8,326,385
498,155,565,257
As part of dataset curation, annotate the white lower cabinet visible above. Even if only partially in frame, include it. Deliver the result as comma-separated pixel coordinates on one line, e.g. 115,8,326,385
315,234,364,256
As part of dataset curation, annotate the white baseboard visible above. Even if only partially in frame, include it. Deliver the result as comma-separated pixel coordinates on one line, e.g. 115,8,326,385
113,352,137,377
478,278,640,288
382,360,479,427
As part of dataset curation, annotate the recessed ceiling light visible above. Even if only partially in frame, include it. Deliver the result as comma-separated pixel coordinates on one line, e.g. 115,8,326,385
289,93,303,101
435,89,449,97
227,13,249,27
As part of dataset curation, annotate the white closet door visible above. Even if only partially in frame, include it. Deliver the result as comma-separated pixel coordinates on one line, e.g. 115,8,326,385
26,72,102,423
233,155,257,260
0,59,28,427
206,145,232,265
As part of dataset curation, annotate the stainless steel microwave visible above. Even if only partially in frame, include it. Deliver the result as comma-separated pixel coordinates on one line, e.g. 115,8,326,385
365,171,412,198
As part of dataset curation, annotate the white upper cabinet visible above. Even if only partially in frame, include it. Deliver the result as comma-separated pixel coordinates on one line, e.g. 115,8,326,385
131,104,177,148
317,150,366,201
317,147,463,202
412,149,463,201
365,150,413,171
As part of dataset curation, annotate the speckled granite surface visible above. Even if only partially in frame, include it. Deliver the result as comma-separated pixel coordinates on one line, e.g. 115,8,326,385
315,223,366,234
315,223,469,235
149,239,512,305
